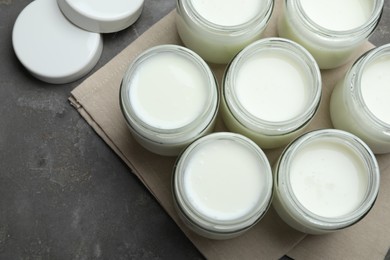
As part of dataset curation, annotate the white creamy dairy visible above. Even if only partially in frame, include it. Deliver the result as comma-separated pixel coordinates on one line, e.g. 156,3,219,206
234,50,309,122
183,138,267,221
191,0,263,26
290,139,368,218
361,55,390,124
278,0,382,69
129,52,208,130
299,0,372,31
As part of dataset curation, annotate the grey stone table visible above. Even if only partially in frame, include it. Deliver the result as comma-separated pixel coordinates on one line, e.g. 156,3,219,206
1,1,389,259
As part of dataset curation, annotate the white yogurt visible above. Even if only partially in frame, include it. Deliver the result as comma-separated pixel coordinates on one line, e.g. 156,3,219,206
173,132,273,239
129,52,208,130
278,0,383,69
272,129,380,234
183,137,268,221
299,0,371,31
176,0,274,64
290,139,368,218
361,55,390,124
191,0,263,27
221,38,321,149
120,45,218,156
330,44,390,154
235,50,309,122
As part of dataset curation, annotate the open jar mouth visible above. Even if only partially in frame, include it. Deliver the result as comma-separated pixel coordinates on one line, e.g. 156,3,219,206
177,0,274,36
292,0,384,41
349,44,390,131
275,129,380,231
173,132,273,234
120,44,219,144
223,38,322,136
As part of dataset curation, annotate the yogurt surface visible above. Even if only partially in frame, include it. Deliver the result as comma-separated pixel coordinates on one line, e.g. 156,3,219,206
183,138,268,221
129,51,208,129
191,0,264,26
290,139,369,218
234,50,310,122
299,0,373,31
361,55,390,124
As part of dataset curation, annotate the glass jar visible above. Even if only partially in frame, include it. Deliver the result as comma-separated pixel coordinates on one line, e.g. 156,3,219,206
273,129,380,235
175,0,274,64
120,44,219,156
221,38,321,149
278,0,384,69
330,44,390,154
172,132,273,239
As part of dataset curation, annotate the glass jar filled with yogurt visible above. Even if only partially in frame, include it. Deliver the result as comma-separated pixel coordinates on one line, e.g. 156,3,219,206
176,0,274,64
273,129,380,234
172,132,273,239
330,44,390,154
278,0,384,69
120,45,219,156
221,38,321,149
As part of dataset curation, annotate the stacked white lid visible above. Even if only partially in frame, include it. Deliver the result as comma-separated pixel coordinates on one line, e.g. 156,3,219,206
12,0,144,84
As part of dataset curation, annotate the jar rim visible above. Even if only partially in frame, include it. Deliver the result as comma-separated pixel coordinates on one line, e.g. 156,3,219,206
173,132,273,233
223,37,322,136
350,44,390,129
120,44,219,144
275,129,380,231
177,0,274,35
291,0,384,40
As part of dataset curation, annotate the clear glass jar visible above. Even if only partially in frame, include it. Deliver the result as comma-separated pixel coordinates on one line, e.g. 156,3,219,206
330,44,390,154
273,129,380,235
278,0,384,69
221,38,321,149
172,132,273,239
175,0,274,64
120,44,219,156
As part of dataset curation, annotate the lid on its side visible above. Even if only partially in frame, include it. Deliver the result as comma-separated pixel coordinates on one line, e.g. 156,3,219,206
57,0,144,33
12,0,103,84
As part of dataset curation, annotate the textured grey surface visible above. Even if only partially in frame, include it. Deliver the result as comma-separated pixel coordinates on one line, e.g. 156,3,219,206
0,0,389,259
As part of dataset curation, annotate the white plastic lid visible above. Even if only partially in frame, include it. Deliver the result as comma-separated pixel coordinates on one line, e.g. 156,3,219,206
12,0,103,84
57,0,144,33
